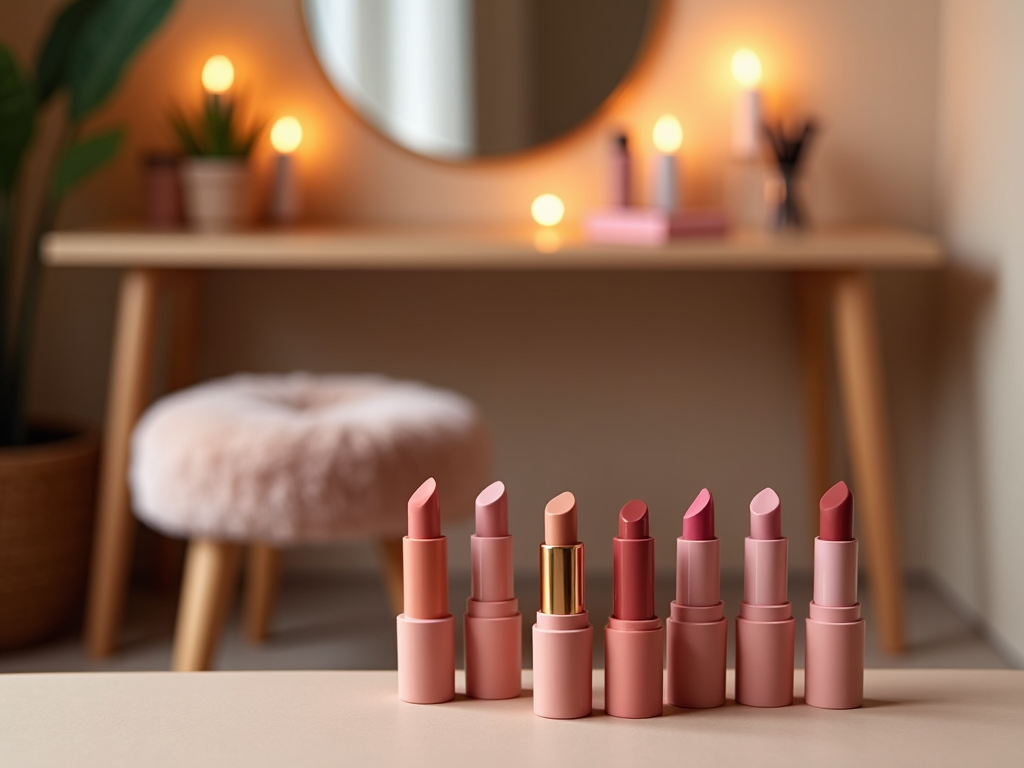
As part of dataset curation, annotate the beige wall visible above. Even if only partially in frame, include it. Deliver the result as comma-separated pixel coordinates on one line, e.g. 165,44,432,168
6,0,941,576
931,0,1024,663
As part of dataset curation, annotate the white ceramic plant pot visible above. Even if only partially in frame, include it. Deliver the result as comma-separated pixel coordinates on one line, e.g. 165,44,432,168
180,158,252,232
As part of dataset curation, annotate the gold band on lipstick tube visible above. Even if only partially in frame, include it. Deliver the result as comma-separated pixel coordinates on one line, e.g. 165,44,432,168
540,543,584,615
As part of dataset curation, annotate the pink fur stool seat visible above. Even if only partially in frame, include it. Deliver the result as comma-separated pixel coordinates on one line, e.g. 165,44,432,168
129,373,491,543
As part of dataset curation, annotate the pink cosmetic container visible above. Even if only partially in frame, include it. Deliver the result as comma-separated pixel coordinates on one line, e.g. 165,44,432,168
397,478,455,704
735,487,795,707
666,489,727,708
464,481,522,700
805,481,865,709
533,492,593,719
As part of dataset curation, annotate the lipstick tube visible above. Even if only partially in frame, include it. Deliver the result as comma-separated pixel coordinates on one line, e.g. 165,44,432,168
805,481,865,709
397,478,455,704
605,500,664,719
666,488,727,709
532,492,593,719
464,481,522,700
735,487,795,707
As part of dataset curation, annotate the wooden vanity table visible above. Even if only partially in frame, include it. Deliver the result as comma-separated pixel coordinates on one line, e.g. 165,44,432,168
41,225,943,659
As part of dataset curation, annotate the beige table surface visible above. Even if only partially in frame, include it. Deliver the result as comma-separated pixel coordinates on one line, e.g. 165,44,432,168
1,669,1020,767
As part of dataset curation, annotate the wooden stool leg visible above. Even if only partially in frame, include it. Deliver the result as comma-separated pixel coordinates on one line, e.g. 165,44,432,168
244,545,281,642
796,272,833,547
85,269,162,658
378,538,404,616
830,271,906,652
172,539,241,671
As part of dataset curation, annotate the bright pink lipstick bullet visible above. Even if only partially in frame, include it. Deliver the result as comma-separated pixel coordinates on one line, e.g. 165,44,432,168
735,487,795,707
397,478,455,704
464,481,522,700
666,488,727,708
605,500,664,718
805,481,865,709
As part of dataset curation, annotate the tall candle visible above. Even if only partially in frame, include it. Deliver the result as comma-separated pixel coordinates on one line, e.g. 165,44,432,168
652,114,683,211
731,49,763,159
201,54,234,110
269,116,303,224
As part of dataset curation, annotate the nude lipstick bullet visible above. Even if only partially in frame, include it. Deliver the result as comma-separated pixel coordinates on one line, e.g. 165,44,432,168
805,481,865,709
666,489,727,708
464,481,522,700
397,478,455,704
533,492,593,719
605,500,664,718
735,487,795,707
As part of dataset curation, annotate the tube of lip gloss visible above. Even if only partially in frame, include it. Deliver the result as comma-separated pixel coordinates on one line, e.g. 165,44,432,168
666,489,727,708
605,500,664,718
397,477,455,704
735,487,795,707
532,492,593,719
464,481,522,700
805,481,865,709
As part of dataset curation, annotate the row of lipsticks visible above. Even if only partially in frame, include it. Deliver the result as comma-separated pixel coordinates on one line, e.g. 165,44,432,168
396,478,864,719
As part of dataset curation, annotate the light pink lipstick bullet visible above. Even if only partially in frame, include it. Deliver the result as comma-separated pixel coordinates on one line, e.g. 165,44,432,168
735,487,795,707
397,478,455,704
666,489,727,708
805,481,865,709
464,481,522,700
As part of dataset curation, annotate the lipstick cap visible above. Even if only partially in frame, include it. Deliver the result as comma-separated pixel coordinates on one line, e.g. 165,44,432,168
805,609,864,709
465,606,522,700
735,609,795,707
532,611,593,719
397,613,455,704
666,601,727,709
604,618,664,718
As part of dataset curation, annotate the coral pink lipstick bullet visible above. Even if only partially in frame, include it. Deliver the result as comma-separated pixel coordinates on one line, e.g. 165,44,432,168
735,487,795,707
464,481,522,700
805,481,865,709
397,478,455,704
605,500,664,718
666,489,727,708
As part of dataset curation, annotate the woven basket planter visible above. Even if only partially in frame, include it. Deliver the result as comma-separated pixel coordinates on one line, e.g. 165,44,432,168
0,426,98,651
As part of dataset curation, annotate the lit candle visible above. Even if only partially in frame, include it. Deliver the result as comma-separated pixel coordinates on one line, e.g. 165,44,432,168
531,193,564,252
732,49,763,159
269,116,303,224
652,114,683,211
201,54,234,109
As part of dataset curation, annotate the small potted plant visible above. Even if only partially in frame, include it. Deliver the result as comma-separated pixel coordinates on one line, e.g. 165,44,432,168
0,0,175,650
172,57,264,232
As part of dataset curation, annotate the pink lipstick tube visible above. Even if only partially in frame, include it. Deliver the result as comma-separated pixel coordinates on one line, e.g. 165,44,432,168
605,500,664,719
397,478,455,704
464,482,522,700
666,489,727,709
735,488,795,708
805,481,865,709
533,492,593,719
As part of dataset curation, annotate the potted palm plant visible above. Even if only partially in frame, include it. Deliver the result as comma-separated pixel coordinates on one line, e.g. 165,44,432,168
0,0,175,650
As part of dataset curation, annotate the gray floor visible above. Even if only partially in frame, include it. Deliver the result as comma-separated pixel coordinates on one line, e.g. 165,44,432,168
0,571,1009,673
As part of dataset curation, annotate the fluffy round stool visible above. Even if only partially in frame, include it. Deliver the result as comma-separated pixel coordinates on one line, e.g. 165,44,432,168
129,373,491,671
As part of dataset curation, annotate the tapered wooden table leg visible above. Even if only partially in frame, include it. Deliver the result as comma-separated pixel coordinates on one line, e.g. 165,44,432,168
830,270,906,652
244,545,281,642
796,272,833,547
172,540,241,672
84,268,162,658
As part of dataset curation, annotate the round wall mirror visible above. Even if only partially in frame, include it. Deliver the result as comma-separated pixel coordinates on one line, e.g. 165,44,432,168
303,0,658,161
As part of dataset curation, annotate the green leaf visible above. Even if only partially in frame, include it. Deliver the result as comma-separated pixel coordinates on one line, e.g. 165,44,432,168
66,0,176,120
52,128,123,196
0,45,35,193
35,0,103,104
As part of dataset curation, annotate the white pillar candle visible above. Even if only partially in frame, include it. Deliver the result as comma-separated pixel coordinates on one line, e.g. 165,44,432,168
652,114,683,212
731,49,763,159
269,116,303,224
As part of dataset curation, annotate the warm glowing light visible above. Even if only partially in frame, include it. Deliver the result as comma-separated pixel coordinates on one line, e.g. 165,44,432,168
534,229,562,253
531,194,564,227
652,115,683,154
202,55,234,94
270,116,303,154
732,49,762,88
